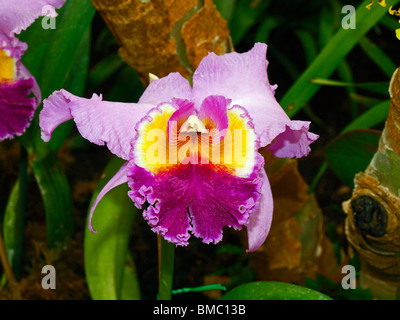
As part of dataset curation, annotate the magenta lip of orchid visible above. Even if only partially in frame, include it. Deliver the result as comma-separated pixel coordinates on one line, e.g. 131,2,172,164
0,0,66,142
39,42,319,252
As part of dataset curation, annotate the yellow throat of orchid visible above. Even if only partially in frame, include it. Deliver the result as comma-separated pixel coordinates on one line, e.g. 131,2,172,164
0,48,16,82
134,103,256,177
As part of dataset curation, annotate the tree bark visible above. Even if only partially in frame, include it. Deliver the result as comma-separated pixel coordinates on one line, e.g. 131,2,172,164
343,67,400,299
90,0,233,84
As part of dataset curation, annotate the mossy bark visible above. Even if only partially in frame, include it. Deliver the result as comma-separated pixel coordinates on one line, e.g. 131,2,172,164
343,68,400,299
90,0,232,84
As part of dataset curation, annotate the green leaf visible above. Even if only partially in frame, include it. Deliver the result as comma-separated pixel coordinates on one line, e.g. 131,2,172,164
19,0,95,154
295,30,318,64
32,152,73,252
318,2,335,49
358,36,397,78
105,65,145,103
158,238,175,300
20,0,95,99
2,180,21,270
48,23,92,152
309,78,390,96
18,0,95,252
120,254,141,300
228,0,270,44
325,129,381,187
254,16,282,44
317,1,359,118
213,0,237,23
221,281,332,300
84,157,140,300
280,0,400,117
309,100,389,192
342,100,390,132
2,147,28,278
349,93,383,108
87,53,124,89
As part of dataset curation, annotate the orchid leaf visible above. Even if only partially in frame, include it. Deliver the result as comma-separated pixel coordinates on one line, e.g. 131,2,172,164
358,36,397,78
105,65,145,103
19,0,95,154
342,100,390,132
48,23,91,152
295,30,318,65
29,25,90,251
325,129,381,187
254,16,283,44
213,0,237,23
84,157,140,300
280,0,400,117
309,79,390,96
31,152,73,252
20,0,95,99
158,238,175,300
87,53,124,89
349,94,383,108
221,281,332,300
227,0,270,44
310,100,390,192
120,254,141,300
2,147,28,278
2,180,20,277
317,1,358,118
16,0,94,252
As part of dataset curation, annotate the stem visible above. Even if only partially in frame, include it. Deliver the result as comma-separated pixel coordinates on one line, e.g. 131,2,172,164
0,229,16,285
308,161,328,194
15,145,28,279
158,235,175,300
0,229,21,299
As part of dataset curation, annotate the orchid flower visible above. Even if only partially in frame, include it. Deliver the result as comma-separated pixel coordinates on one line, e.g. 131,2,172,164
39,43,318,252
0,0,65,141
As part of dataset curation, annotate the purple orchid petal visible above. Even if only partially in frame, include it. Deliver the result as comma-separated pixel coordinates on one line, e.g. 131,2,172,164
89,162,129,233
40,89,155,160
0,78,37,141
39,90,73,141
167,98,195,134
139,72,192,105
128,164,193,246
267,121,319,158
0,0,66,39
189,163,263,244
0,35,27,59
246,168,273,252
17,60,41,106
128,153,264,246
192,42,318,157
198,95,230,134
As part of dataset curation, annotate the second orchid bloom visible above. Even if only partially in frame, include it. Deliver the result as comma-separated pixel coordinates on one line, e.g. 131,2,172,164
0,0,66,141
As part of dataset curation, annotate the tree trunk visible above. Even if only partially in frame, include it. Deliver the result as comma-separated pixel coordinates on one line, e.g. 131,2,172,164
342,67,400,299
